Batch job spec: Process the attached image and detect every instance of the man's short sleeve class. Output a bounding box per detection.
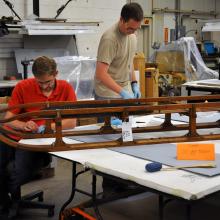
[97,38,117,65]
[8,83,24,114]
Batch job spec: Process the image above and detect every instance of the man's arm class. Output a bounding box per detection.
[5,111,76,132]
[95,61,122,94]
[51,118,77,131]
[96,61,135,99]
[5,111,39,132]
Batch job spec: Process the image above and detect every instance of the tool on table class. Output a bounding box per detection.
[145,162,216,172]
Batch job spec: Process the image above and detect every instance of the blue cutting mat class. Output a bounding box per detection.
[110,144,220,177]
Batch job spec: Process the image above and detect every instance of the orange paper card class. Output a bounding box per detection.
[177,143,215,160]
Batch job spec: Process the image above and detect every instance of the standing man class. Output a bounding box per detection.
[0,56,77,219]
[94,3,144,196]
[94,2,143,100]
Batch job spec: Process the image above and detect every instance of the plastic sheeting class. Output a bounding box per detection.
[179,37,218,81]
[54,56,96,100]
[150,37,218,81]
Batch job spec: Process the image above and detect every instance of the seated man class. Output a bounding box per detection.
[0,56,77,219]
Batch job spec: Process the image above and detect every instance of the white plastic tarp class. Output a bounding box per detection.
[150,37,218,81]
[54,56,96,100]
[179,37,218,81]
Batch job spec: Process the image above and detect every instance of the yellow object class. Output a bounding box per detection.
[0,96,10,104]
[156,51,185,73]
[145,67,159,98]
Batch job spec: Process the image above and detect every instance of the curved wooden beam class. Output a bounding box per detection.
[0,95,219,152]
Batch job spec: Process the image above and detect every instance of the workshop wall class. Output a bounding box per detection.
[0,0,220,79]
[130,0,220,60]
[217,0,220,16]
[148,0,219,47]
[0,0,23,78]
[37,0,126,57]
[213,0,220,44]
[0,0,126,79]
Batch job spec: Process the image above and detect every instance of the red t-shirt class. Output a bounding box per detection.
[7,78,77,139]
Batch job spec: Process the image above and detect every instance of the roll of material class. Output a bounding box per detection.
[145,162,216,173]
[145,162,162,172]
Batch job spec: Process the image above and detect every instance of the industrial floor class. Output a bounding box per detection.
[16,157,220,220]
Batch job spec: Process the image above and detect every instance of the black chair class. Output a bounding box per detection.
[13,187,55,217]
[10,155,55,218]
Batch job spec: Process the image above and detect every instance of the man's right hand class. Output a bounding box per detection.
[23,121,39,132]
[119,89,134,99]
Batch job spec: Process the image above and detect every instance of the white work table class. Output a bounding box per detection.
[52,145,220,201]
[0,80,20,88]
[20,115,220,201]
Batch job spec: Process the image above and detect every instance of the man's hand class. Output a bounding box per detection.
[111,118,122,126]
[23,121,39,132]
[131,82,141,98]
[37,125,46,134]
[119,89,134,99]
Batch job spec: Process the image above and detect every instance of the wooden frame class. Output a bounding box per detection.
[0,95,220,152]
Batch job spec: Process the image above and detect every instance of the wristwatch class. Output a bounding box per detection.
[131,80,138,85]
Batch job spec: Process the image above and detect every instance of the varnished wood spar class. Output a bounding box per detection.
[1,94,220,115]
[0,95,220,152]
[3,100,220,124]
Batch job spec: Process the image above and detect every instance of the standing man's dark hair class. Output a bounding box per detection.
[121,2,144,22]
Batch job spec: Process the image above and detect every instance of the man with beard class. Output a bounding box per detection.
[0,56,77,219]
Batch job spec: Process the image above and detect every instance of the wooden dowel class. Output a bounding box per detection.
[161,162,216,171]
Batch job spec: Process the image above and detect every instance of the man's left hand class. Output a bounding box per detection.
[131,82,141,98]
[37,125,46,134]
[111,118,122,126]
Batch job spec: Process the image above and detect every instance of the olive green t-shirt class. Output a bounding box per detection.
[94,22,137,98]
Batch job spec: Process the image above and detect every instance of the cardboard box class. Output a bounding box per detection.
[133,52,145,98]
[0,96,10,104]
[145,68,159,98]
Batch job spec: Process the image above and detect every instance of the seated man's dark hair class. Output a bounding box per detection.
[32,56,57,76]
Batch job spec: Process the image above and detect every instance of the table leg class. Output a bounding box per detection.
[186,202,192,220]
[187,88,191,96]
[159,195,164,220]
[59,162,77,219]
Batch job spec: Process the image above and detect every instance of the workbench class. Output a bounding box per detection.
[19,115,220,220]
[182,79,220,96]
